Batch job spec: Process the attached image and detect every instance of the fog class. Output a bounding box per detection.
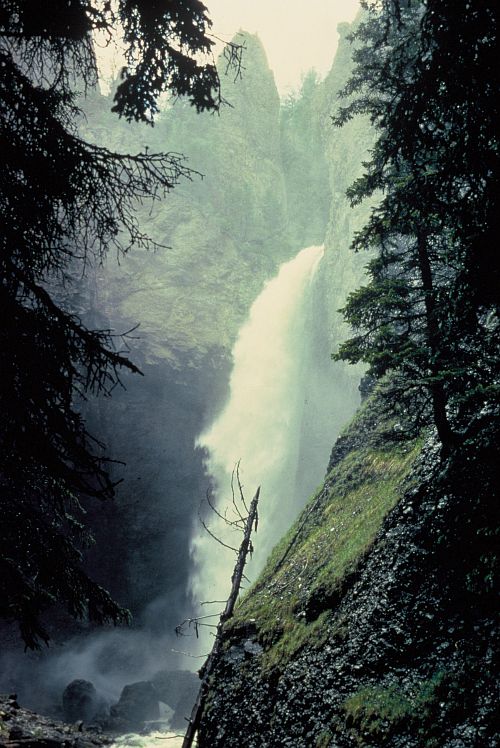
[0,237,353,723]
[0,3,365,735]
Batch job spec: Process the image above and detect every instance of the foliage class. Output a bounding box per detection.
[333,0,500,448]
[280,70,331,249]
[0,0,240,648]
[342,672,446,745]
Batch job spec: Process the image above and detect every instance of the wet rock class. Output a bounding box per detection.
[0,693,112,746]
[62,680,104,725]
[243,639,263,656]
[197,423,500,746]
[8,725,24,740]
[150,670,198,730]
[225,645,245,665]
[109,681,159,730]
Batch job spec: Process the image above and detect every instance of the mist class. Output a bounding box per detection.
[0,14,369,739]
[2,2,497,746]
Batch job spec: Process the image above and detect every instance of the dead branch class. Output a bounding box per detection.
[170,649,209,660]
[181,486,260,748]
[205,488,244,529]
[235,462,249,515]
[230,463,246,522]
[198,514,239,554]
[175,613,222,637]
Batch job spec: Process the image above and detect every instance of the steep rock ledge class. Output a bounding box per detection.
[198,391,499,747]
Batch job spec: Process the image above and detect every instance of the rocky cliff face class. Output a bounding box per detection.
[83,33,291,368]
[76,34,289,620]
[317,20,375,418]
[79,21,376,637]
[198,389,499,747]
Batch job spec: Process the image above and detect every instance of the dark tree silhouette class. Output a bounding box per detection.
[334,0,499,448]
[0,0,241,648]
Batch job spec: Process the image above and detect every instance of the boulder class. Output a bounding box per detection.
[62,680,103,724]
[110,681,159,730]
[151,670,199,730]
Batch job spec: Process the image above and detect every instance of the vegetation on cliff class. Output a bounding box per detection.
[199,382,498,746]
[80,33,291,367]
[226,387,422,672]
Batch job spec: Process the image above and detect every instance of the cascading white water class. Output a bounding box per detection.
[189,246,324,630]
[107,248,326,745]
[112,731,183,748]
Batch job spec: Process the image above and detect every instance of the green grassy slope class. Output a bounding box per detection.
[227,389,422,672]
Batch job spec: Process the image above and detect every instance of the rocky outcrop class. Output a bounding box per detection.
[82,32,292,369]
[198,392,499,746]
[108,682,159,732]
[151,670,199,730]
[0,694,111,748]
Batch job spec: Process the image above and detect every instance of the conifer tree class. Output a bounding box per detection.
[335,0,499,447]
[0,0,241,647]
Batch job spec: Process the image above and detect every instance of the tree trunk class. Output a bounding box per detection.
[416,229,455,448]
[182,487,260,748]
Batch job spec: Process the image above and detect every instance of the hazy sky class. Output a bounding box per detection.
[207,0,360,94]
[95,1,360,97]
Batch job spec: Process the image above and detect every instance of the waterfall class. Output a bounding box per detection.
[189,245,325,625]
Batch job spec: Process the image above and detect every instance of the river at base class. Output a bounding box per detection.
[112,730,184,747]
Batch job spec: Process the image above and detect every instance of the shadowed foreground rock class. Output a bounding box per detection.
[151,670,199,730]
[197,393,499,747]
[109,682,159,732]
[62,681,106,726]
[0,693,111,747]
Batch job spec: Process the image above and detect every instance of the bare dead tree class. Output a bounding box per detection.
[180,472,260,748]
